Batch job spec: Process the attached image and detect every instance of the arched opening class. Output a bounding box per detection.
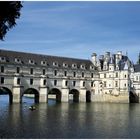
[129,91,139,103]
[48,88,61,102]
[22,88,39,103]
[0,87,13,104]
[69,89,79,103]
[86,90,91,102]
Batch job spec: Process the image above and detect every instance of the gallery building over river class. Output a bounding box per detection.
[0,49,140,103]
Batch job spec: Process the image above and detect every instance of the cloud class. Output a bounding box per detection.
[1,1,140,64]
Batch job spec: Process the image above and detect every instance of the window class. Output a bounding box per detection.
[72,64,77,68]
[73,81,76,86]
[30,68,33,75]
[54,70,57,76]
[115,81,118,87]
[124,83,126,87]
[116,72,118,78]
[104,74,106,78]
[43,69,46,75]
[82,72,84,78]
[64,71,67,76]
[17,67,20,73]
[104,81,106,87]
[43,79,46,85]
[17,78,20,85]
[83,81,85,87]
[65,81,68,86]
[41,61,46,65]
[63,63,68,67]
[54,80,57,86]
[136,76,138,81]
[90,65,94,70]
[91,73,94,78]
[30,79,33,85]
[53,62,58,66]
[0,57,6,61]
[73,72,76,77]
[81,65,85,69]
[1,77,4,84]
[124,74,127,78]
[15,58,21,63]
[29,60,34,64]
[91,82,94,87]
[1,66,4,73]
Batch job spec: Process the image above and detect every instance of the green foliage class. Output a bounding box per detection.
[0,1,22,40]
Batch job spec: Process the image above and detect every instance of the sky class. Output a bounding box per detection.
[0,1,140,63]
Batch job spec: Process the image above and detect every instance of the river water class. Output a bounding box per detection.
[0,96,140,139]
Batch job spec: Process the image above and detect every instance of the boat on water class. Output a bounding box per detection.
[29,105,36,110]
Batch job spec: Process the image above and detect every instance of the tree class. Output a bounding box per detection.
[0,1,22,40]
[137,52,140,64]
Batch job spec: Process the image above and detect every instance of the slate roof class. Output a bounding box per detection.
[134,64,140,72]
[99,54,131,70]
[118,56,132,70]
[0,49,95,70]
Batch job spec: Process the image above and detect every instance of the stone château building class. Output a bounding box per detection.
[0,49,140,103]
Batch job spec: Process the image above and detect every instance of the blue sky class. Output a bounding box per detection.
[1,1,140,63]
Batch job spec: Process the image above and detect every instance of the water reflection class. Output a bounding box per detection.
[1,96,140,138]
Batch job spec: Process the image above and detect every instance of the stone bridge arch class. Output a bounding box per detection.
[129,91,139,103]
[22,88,39,103]
[0,86,13,103]
[86,90,91,102]
[48,88,61,102]
[69,89,79,102]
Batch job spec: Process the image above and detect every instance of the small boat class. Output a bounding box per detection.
[29,105,36,110]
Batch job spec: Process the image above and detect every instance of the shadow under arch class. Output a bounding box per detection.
[0,87,13,104]
[48,88,61,102]
[129,91,139,103]
[86,90,91,102]
[69,89,79,102]
[22,88,39,103]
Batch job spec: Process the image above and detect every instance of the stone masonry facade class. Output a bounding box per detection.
[0,49,140,103]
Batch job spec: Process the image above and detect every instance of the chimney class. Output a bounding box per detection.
[91,53,97,66]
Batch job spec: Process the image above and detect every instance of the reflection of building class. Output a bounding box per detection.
[0,49,140,103]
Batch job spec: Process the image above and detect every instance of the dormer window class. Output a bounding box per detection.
[90,65,94,70]
[15,58,21,63]
[29,59,34,64]
[41,61,46,65]
[0,57,6,62]
[53,62,58,67]
[81,64,85,69]
[63,63,68,67]
[72,63,77,68]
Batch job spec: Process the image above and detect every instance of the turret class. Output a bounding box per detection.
[103,61,108,71]
[109,55,114,71]
[99,55,104,70]
[103,52,110,70]
[104,52,110,62]
[91,53,97,66]
[97,59,101,71]
[115,53,119,65]
[117,51,122,60]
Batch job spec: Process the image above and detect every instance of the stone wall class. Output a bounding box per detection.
[92,94,129,103]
